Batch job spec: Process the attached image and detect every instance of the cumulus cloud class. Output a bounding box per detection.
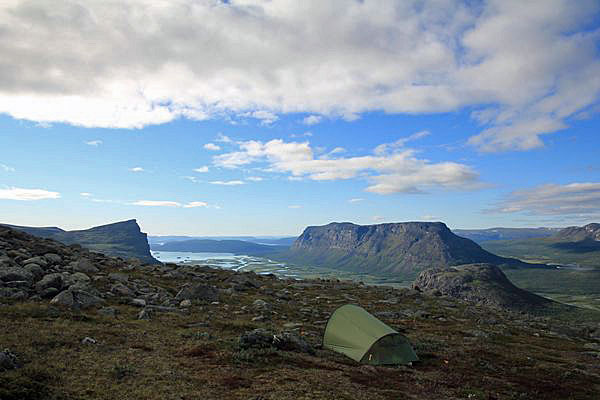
[0,187,60,200]
[215,133,232,143]
[85,140,102,146]
[209,180,245,186]
[348,198,364,203]
[302,115,322,125]
[130,167,144,172]
[492,182,600,218]
[80,192,92,197]
[193,166,209,173]
[0,163,15,172]
[204,143,221,151]
[213,137,480,194]
[0,1,598,151]
[246,176,263,181]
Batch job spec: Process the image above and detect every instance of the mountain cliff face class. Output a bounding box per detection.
[413,264,553,311]
[284,222,524,277]
[2,220,158,264]
[555,223,600,242]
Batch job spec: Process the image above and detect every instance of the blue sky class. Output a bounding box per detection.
[1,1,599,235]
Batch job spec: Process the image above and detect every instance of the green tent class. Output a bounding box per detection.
[323,304,418,365]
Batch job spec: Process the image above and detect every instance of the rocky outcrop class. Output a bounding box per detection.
[3,219,158,264]
[412,263,552,311]
[282,222,526,277]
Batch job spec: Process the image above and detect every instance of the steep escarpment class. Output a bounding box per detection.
[413,263,553,312]
[3,220,158,264]
[281,222,526,277]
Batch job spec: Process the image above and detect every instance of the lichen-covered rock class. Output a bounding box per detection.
[36,273,64,292]
[0,267,33,283]
[72,259,99,274]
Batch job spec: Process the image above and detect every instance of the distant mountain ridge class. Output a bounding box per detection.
[453,227,559,243]
[555,223,600,242]
[279,221,530,278]
[2,220,158,264]
[152,239,288,256]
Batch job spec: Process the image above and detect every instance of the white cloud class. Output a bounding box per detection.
[246,176,263,181]
[372,216,385,222]
[0,187,60,201]
[492,182,600,218]
[288,205,302,209]
[421,214,440,221]
[241,110,278,125]
[0,1,597,152]
[183,201,208,208]
[182,176,199,183]
[348,198,364,203]
[209,180,245,186]
[204,143,221,151]
[374,131,430,155]
[302,115,322,125]
[193,166,209,173]
[85,140,102,146]
[132,200,181,207]
[214,138,479,194]
[130,167,144,172]
[290,131,313,138]
[0,164,15,172]
[80,192,92,197]
[215,133,232,143]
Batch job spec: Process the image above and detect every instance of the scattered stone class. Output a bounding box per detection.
[44,253,62,264]
[73,259,99,274]
[252,299,272,311]
[180,299,192,308]
[175,284,219,302]
[21,256,48,268]
[50,289,103,309]
[50,290,74,307]
[108,273,129,283]
[0,349,21,371]
[239,329,273,349]
[0,267,34,283]
[138,308,153,320]
[273,332,315,355]
[131,298,147,307]
[39,287,60,299]
[252,315,268,322]
[283,322,303,329]
[111,283,134,297]
[36,273,64,292]
[81,337,97,345]
[98,307,118,317]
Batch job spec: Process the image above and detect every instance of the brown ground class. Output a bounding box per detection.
[1,265,600,400]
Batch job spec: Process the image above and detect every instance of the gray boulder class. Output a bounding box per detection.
[111,283,134,297]
[73,259,99,274]
[50,289,103,309]
[21,256,48,268]
[36,273,64,292]
[175,284,219,302]
[0,267,33,283]
[273,332,315,355]
[44,253,62,264]
[0,349,21,371]
[24,263,44,280]
[239,329,273,349]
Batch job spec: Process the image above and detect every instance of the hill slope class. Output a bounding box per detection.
[2,220,158,264]
[481,223,600,268]
[279,222,530,278]
[413,263,554,312]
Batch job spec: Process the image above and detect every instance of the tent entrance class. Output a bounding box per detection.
[360,333,418,365]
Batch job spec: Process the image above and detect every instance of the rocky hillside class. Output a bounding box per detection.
[413,263,553,311]
[453,227,558,243]
[282,222,527,277]
[1,225,600,399]
[555,223,600,242]
[3,219,158,264]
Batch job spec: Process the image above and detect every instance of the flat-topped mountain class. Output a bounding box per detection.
[556,223,600,242]
[413,263,553,311]
[282,221,528,277]
[2,220,158,264]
